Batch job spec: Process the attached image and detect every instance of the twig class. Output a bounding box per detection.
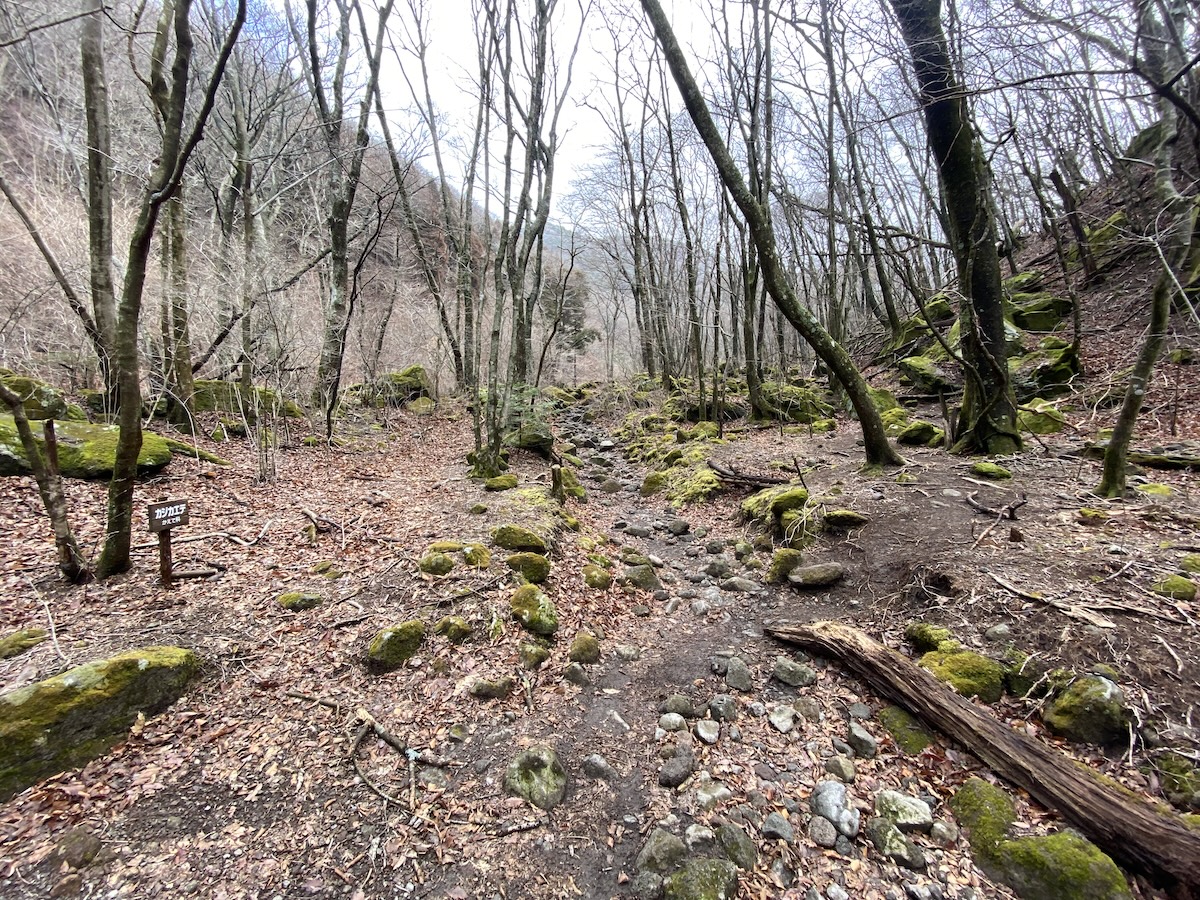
[27,577,66,661]
[965,491,1028,520]
[988,572,1117,628]
[1154,635,1185,677]
[493,818,547,836]
[285,690,342,712]
[350,723,405,807]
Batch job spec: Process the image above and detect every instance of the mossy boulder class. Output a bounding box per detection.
[504,747,567,810]
[622,564,663,592]
[468,675,514,700]
[0,415,173,479]
[463,544,491,568]
[406,396,435,415]
[972,461,1012,480]
[558,465,587,501]
[354,366,433,407]
[897,420,944,446]
[485,474,518,491]
[1136,482,1172,497]
[1153,752,1200,809]
[0,374,87,421]
[1151,574,1196,601]
[519,642,551,670]
[506,552,550,584]
[766,548,804,584]
[758,381,833,424]
[366,621,425,671]
[582,564,612,589]
[0,646,199,800]
[418,552,456,576]
[822,509,870,529]
[919,649,1005,703]
[434,616,472,643]
[878,705,933,755]
[663,857,739,900]
[641,471,667,496]
[510,584,558,636]
[1043,675,1130,745]
[904,622,953,653]
[491,524,548,554]
[1179,554,1200,575]
[741,484,810,531]
[1009,292,1072,331]
[1009,346,1079,401]
[568,629,601,664]
[276,591,322,611]
[192,379,303,420]
[0,628,48,660]
[898,356,957,393]
[881,407,911,436]
[868,387,901,412]
[1018,399,1066,435]
[1005,271,1046,293]
[505,419,555,458]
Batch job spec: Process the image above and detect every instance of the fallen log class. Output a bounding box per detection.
[765,620,1200,897]
[707,458,792,488]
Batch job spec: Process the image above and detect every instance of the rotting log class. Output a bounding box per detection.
[765,620,1200,897]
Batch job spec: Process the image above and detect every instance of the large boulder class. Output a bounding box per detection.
[366,621,425,671]
[898,356,957,393]
[1009,292,1073,332]
[0,647,199,800]
[0,373,87,421]
[192,379,304,421]
[354,366,433,407]
[0,415,173,479]
[758,381,833,424]
[1042,675,1130,746]
[505,419,555,458]
[1009,344,1079,401]
[919,648,1005,703]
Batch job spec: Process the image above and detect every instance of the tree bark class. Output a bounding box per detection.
[888,0,1019,455]
[639,0,901,467]
[767,620,1200,896]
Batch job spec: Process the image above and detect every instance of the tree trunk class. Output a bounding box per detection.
[889,0,1019,455]
[767,621,1200,897]
[639,0,901,467]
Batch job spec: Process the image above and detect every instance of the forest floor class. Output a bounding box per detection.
[0,351,1198,900]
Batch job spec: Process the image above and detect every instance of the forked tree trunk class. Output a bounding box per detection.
[767,621,1200,897]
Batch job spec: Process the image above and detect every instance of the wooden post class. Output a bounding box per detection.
[147,499,189,589]
[158,531,173,588]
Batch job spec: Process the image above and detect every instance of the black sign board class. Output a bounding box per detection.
[148,500,190,533]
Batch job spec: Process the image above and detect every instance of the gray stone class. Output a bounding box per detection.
[788,562,847,588]
[685,824,714,849]
[866,818,926,870]
[661,694,696,718]
[875,790,933,833]
[826,886,850,900]
[694,773,733,811]
[768,705,797,734]
[824,756,856,783]
[930,820,959,848]
[667,519,691,536]
[469,675,515,700]
[659,713,687,732]
[834,835,856,857]
[695,720,720,744]
[704,558,734,579]
[848,722,878,759]
[582,753,617,781]
[690,599,711,616]
[563,663,589,686]
[631,871,663,900]
[662,858,738,900]
[636,828,686,875]
[808,815,838,848]
[847,702,872,719]
[709,655,729,676]
[716,823,757,870]
[984,623,1012,642]
[769,859,794,888]
[658,748,695,788]
[811,780,848,822]
[709,694,739,722]
[834,807,861,838]
[705,540,726,554]
[773,656,817,687]
[625,525,651,538]
[616,644,641,660]
[720,577,760,593]
[761,812,795,843]
[725,657,753,691]
[504,747,567,810]
[624,564,664,592]
[794,698,823,721]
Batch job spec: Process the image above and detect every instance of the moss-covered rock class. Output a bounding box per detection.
[192,379,303,420]
[0,628,48,660]
[582,564,612,589]
[904,622,953,653]
[1137,482,1173,497]
[881,407,911,436]
[765,548,804,584]
[869,387,901,412]
[0,374,87,421]
[1005,271,1046,293]
[463,544,491,568]
[878,705,933,755]
[434,616,472,643]
[1009,291,1073,331]
[1180,554,1200,575]
[558,465,587,501]
[418,552,456,576]
[568,629,601,664]
[504,747,567,810]
[622,564,663,592]
[822,509,870,529]
[406,396,435,415]
[897,420,944,446]
[519,642,551,670]
[485,474,518,491]
[366,621,425,671]
[276,591,322,611]
[504,419,555,458]
[758,381,833,424]
[469,675,514,700]
[509,584,558,636]
[0,415,173,479]
[972,461,1012,480]
[491,524,549,554]
[506,552,550,584]
[1043,675,1130,745]
[663,857,739,900]
[1009,346,1079,401]
[641,471,667,496]
[1003,650,1053,698]
[919,649,1005,703]
[1018,399,1066,435]
[1151,575,1196,601]
[0,647,199,800]
[353,366,432,407]
[898,356,957,393]
[1153,752,1200,809]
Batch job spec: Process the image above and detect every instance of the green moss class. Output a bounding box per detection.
[491,524,548,554]
[677,421,720,442]
[484,474,518,491]
[1004,271,1046,293]
[0,647,199,801]
[898,356,956,393]
[664,464,723,507]
[506,552,551,584]
[920,649,1005,703]
[904,622,953,653]
[0,374,87,421]
[994,831,1131,900]
[1152,574,1196,601]
[427,540,464,553]
[582,564,612,589]
[868,387,901,412]
[1009,346,1079,401]
[641,471,667,496]
[950,777,1015,853]
[881,407,911,435]
[0,629,48,660]
[276,592,322,611]
[663,858,739,900]
[568,629,601,663]
[1180,554,1200,575]
[509,584,558,636]
[434,616,472,643]
[1009,291,1072,331]
[765,548,804,584]
[519,642,551,670]
[1077,507,1110,525]
[0,415,175,479]
[758,381,833,423]
[406,396,434,415]
[351,366,433,408]
[972,461,1012,479]
[463,544,491,568]
[558,465,586,501]
[896,420,944,446]
[469,503,488,515]
[366,621,425,671]
[418,552,456,576]
[192,380,303,420]
[1043,676,1130,745]
[878,705,933,755]
[822,509,870,529]
[1136,483,1173,498]
[1018,399,1066,435]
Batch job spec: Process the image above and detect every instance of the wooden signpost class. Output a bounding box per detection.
[148,499,189,587]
